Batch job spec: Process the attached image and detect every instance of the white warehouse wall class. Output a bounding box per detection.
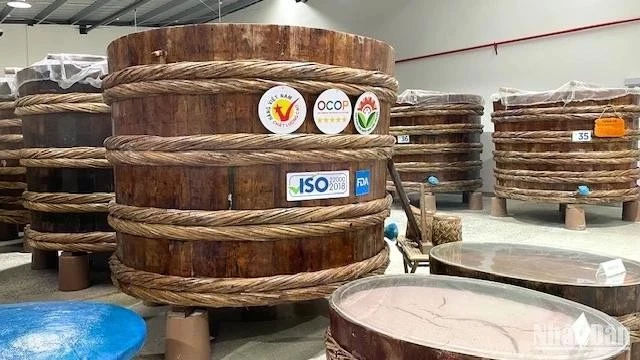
[0,24,141,71]
[367,0,640,191]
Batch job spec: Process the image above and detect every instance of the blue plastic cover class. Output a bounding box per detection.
[0,301,146,360]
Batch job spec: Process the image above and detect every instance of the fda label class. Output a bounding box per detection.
[258,86,306,134]
[397,135,410,144]
[287,171,349,201]
[313,89,352,134]
[572,130,592,142]
[355,169,370,196]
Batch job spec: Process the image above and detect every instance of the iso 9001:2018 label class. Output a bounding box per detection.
[286,170,350,201]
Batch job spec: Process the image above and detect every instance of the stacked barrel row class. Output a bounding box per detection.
[491,82,640,229]
[16,55,114,290]
[389,90,484,210]
[0,75,28,240]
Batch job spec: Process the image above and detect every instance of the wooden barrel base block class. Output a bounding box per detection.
[58,251,90,291]
[622,200,640,222]
[565,204,586,230]
[31,248,58,270]
[490,197,508,217]
[166,307,211,360]
[466,190,483,210]
[328,275,629,360]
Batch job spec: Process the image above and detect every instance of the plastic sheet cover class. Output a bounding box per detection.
[492,80,640,107]
[17,54,107,90]
[397,89,484,106]
[0,75,17,100]
[330,274,630,359]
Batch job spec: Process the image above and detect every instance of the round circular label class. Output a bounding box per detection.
[353,92,381,135]
[258,86,307,134]
[313,89,352,134]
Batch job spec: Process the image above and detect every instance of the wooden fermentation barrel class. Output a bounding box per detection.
[0,76,28,240]
[491,83,640,227]
[327,275,630,359]
[16,55,114,290]
[389,91,484,209]
[104,25,396,310]
[430,242,640,358]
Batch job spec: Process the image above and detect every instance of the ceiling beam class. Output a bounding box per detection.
[136,1,179,25]
[157,2,214,27]
[0,6,14,24]
[67,0,113,25]
[199,0,263,23]
[86,0,154,32]
[33,0,68,25]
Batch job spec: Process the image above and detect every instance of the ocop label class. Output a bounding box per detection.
[313,89,352,134]
[286,170,349,201]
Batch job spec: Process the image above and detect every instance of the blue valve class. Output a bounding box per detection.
[577,185,591,196]
[384,223,399,241]
[426,176,440,185]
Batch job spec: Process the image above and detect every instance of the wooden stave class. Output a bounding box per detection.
[18,79,113,238]
[390,110,483,194]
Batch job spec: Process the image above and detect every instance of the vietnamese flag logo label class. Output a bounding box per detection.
[258,85,307,134]
[354,92,380,134]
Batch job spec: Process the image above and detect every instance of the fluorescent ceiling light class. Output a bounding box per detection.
[7,1,32,9]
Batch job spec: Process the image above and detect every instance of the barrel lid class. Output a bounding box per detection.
[397,89,484,106]
[0,75,17,101]
[330,275,629,359]
[491,80,640,107]
[16,54,107,91]
[430,242,640,287]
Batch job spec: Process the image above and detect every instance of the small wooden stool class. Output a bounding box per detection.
[396,237,430,273]
[0,301,146,359]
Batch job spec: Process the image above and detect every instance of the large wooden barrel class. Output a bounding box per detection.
[389,90,484,198]
[0,75,28,240]
[430,242,640,358]
[327,275,630,359]
[16,55,115,286]
[104,24,396,307]
[492,82,640,207]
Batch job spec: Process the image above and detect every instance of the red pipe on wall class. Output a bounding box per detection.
[396,17,640,64]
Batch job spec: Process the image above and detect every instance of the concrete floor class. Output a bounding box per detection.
[0,194,639,359]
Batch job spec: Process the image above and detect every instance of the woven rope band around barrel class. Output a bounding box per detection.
[325,330,358,360]
[394,160,482,172]
[494,168,640,184]
[20,147,110,168]
[105,134,395,166]
[101,60,398,104]
[617,313,640,343]
[25,225,115,252]
[0,101,15,111]
[0,209,29,224]
[393,143,483,156]
[14,93,110,116]
[494,185,640,204]
[390,123,484,136]
[109,196,391,242]
[494,150,640,165]
[0,118,22,128]
[493,130,640,144]
[387,179,483,192]
[110,245,389,307]
[492,104,640,122]
[22,191,114,213]
[391,103,484,117]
